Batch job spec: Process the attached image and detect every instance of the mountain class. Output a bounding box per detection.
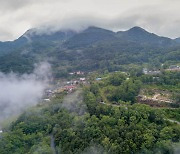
[64,26,177,48]
[0,26,178,55]
[64,26,116,48]
[0,26,180,75]
[116,26,174,47]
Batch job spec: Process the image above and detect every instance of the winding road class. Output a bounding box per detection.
[50,134,57,154]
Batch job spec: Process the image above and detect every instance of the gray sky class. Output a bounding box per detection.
[0,0,180,41]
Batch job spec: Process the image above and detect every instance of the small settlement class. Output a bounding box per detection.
[43,71,87,102]
[166,65,180,71]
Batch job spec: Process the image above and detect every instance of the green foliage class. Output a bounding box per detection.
[164,108,180,122]
[0,82,180,154]
[88,72,142,104]
[108,72,126,86]
[141,71,180,87]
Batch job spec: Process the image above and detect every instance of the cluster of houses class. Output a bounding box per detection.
[43,77,87,102]
[166,65,180,71]
[69,71,85,75]
[143,65,180,75]
[66,77,86,85]
[54,78,87,93]
[143,68,161,75]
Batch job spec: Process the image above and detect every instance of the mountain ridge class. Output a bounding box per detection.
[0,26,178,43]
[0,26,180,74]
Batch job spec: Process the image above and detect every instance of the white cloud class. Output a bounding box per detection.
[0,0,180,41]
[0,62,51,123]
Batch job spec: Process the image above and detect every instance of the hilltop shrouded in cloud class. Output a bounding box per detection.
[0,0,180,41]
[0,62,51,123]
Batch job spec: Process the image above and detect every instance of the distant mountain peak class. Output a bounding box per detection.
[129,26,146,31]
[115,26,174,47]
[127,26,151,35]
[22,28,41,37]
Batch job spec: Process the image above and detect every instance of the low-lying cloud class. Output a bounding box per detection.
[0,62,51,124]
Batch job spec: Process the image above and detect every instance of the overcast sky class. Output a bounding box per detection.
[0,0,180,41]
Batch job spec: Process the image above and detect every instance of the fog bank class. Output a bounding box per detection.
[0,62,51,124]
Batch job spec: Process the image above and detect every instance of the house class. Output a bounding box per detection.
[80,78,86,81]
[76,71,84,75]
[96,77,102,81]
[66,81,72,85]
[143,68,148,74]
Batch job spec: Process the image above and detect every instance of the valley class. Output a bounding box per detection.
[0,26,179,154]
[1,0,180,153]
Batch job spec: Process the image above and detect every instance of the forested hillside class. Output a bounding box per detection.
[0,71,179,154]
[0,26,180,75]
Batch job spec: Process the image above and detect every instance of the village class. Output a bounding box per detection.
[43,71,88,102]
[1,66,179,135]
[143,65,180,75]
[42,65,180,108]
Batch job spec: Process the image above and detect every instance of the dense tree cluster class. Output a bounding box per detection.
[0,72,179,154]
[88,72,142,104]
[163,108,180,122]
